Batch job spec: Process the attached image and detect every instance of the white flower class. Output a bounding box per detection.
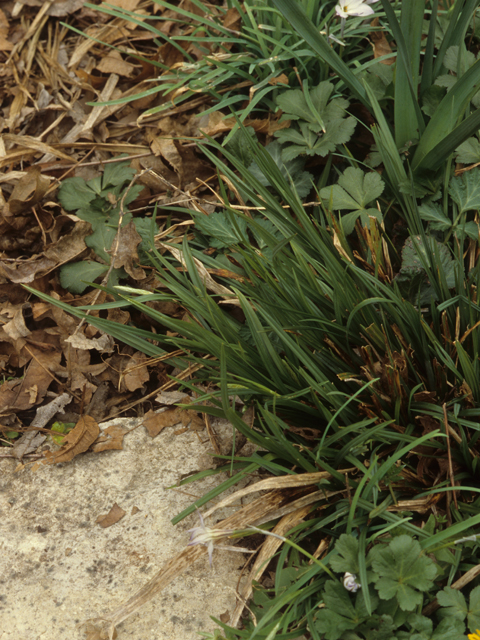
[343,572,362,592]
[187,511,254,566]
[335,0,377,18]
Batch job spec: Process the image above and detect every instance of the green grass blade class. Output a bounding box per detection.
[412,57,480,172]
[420,0,438,97]
[415,107,480,172]
[270,0,368,105]
[379,0,425,147]
[432,0,478,79]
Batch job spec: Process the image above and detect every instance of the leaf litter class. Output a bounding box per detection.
[0,0,221,461]
[0,3,442,640]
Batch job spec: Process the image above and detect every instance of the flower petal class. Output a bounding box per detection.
[349,5,375,16]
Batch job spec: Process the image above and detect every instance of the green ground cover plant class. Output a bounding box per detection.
[29,0,480,639]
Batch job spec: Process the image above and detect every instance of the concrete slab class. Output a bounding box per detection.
[0,417,250,640]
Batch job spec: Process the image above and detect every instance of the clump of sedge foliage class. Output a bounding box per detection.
[35,1,480,639]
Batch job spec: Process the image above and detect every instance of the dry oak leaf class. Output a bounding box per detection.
[0,348,61,413]
[123,352,149,392]
[13,431,47,460]
[3,306,31,340]
[0,9,13,52]
[369,18,395,64]
[31,392,72,428]
[0,220,90,283]
[143,406,204,438]
[155,390,190,405]
[91,424,128,453]
[14,0,86,17]
[65,332,114,353]
[269,73,289,86]
[96,502,126,528]
[112,221,146,280]
[96,50,137,78]
[44,415,99,465]
[143,408,183,437]
[4,167,50,216]
[106,0,141,9]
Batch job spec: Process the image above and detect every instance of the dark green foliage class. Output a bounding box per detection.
[57,157,146,293]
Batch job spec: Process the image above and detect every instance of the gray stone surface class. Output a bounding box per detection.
[0,418,249,640]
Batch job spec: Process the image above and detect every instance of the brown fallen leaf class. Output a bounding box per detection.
[143,405,204,438]
[3,305,31,340]
[44,415,99,464]
[85,621,118,640]
[0,347,61,414]
[96,51,137,78]
[107,0,141,9]
[65,332,115,353]
[269,73,289,86]
[91,424,128,453]
[0,220,90,283]
[123,352,149,392]
[0,9,13,52]
[155,391,190,405]
[149,135,183,178]
[13,431,47,460]
[142,408,184,437]
[370,18,395,64]
[112,221,146,280]
[96,502,126,528]
[3,167,51,216]
[85,382,110,422]
[31,392,72,428]
[15,0,86,17]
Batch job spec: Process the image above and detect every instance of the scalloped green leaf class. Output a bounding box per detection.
[58,261,109,294]
[370,535,436,611]
[455,136,480,163]
[449,167,480,213]
[58,177,97,212]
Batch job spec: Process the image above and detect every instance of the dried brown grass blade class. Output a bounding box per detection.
[159,242,240,304]
[3,134,73,162]
[203,469,353,519]
[84,488,290,638]
[230,504,313,628]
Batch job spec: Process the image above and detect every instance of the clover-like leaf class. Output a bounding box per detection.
[102,156,137,188]
[418,202,451,232]
[320,167,384,234]
[443,45,476,75]
[370,535,437,611]
[329,534,360,574]
[225,126,257,167]
[275,81,355,162]
[58,177,97,212]
[194,211,248,249]
[421,85,446,117]
[276,118,356,162]
[455,136,480,164]
[314,581,377,640]
[59,260,109,294]
[434,46,480,106]
[449,168,480,214]
[85,223,118,264]
[437,584,480,632]
[400,235,456,288]
[276,81,349,129]
[248,141,313,198]
[436,587,468,621]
